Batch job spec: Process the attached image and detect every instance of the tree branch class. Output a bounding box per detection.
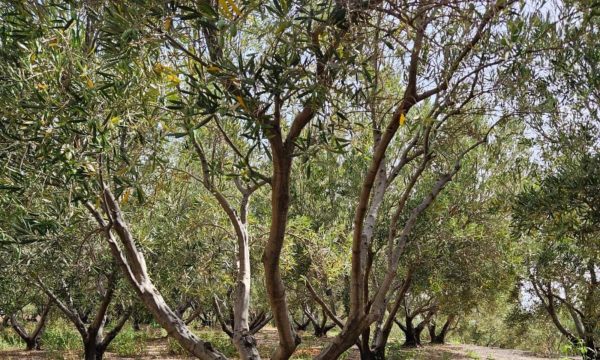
[212,296,233,338]
[306,280,344,329]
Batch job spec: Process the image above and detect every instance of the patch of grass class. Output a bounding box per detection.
[44,349,78,360]
[465,350,481,359]
[291,350,314,360]
[0,327,24,351]
[41,319,81,351]
[167,336,186,355]
[196,329,237,357]
[107,325,148,357]
[167,329,237,357]
[386,343,428,360]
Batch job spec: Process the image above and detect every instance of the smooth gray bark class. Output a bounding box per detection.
[87,190,228,360]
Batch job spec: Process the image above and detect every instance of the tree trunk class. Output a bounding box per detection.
[83,344,99,360]
[293,314,310,331]
[83,337,106,360]
[10,300,52,351]
[25,338,40,351]
[402,321,420,347]
[358,344,387,360]
[90,191,228,360]
[232,223,261,360]
[313,323,336,338]
[398,315,427,348]
[359,346,377,360]
[360,323,371,360]
[249,312,272,335]
[315,315,369,360]
[369,322,393,360]
[428,323,437,343]
[430,315,455,344]
[369,275,413,360]
[262,153,300,360]
[175,300,193,319]
[205,147,261,358]
[302,306,334,338]
[190,131,262,360]
[317,268,413,359]
[582,336,598,360]
[10,316,42,350]
[414,326,425,346]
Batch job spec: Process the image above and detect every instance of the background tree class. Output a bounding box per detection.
[513,154,600,359]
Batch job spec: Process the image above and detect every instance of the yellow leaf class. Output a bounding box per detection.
[153,63,164,74]
[110,116,120,125]
[166,74,180,85]
[122,189,131,204]
[35,83,48,91]
[164,17,173,31]
[226,0,241,16]
[399,113,406,126]
[48,38,59,47]
[207,66,221,73]
[218,0,233,19]
[86,78,94,89]
[236,95,248,111]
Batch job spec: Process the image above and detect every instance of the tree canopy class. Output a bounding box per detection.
[1,0,599,360]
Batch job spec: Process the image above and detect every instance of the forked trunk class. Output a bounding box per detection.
[359,342,386,360]
[306,308,335,338]
[293,314,310,331]
[315,316,369,360]
[401,320,420,347]
[10,300,52,351]
[12,320,44,351]
[429,315,455,344]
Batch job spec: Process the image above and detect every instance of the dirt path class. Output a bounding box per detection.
[391,343,571,360]
[0,344,569,360]
[0,329,570,360]
[253,327,567,360]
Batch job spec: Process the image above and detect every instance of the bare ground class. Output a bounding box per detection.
[0,328,569,359]
[389,343,571,360]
